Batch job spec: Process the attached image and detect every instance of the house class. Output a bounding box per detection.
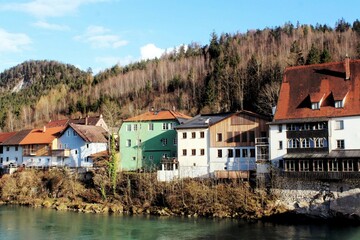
[269,58,360,179]
[0,127,65,168]
[46,114,109,132]
[158,111,269,181]
[20,127,65,167]
[57,123,108,168]
[119,109,191,171]
[0,131,21,167]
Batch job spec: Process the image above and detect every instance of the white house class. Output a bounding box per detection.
[57,123,108,168]
[173,111,269,179]
[269,58,360,179]
[0,131,25,168]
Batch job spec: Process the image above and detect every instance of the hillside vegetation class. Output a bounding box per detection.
[1,19,360,131]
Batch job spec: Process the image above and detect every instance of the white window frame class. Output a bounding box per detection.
[335,100,344,108]
[335,120,344,130]
[148,123,154,131]
[126,139,131,147]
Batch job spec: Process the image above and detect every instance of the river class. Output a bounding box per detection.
[0,206,359,240]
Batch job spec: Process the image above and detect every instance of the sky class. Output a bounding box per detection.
[1,0,360,74]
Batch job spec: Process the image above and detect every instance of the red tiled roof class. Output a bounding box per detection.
[124,110,191,122]
[20,127,65,145]
[274,59,360,121]
[46,119,69,128]
[0,132,17,143]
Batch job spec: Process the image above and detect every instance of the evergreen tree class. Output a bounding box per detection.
[306,44,321,65]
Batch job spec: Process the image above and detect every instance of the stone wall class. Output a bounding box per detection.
[271,175,360,220]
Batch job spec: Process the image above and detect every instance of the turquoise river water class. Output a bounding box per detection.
[0,206,359,240]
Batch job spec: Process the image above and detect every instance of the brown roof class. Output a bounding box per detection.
[124,110,191,122]
[46,116,103,128]
[20,127,65,145]
[0,132,17,143]
[274,59,360,121]
[70,123,108,143]
[1,129,32,145]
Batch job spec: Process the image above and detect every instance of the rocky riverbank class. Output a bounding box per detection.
[0,169,284,219]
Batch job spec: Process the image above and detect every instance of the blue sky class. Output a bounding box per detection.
[0,0,360,74]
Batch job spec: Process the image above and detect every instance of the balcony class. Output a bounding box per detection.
[282,171,360,180]
[52,149,70,157]
[255,137,269,145]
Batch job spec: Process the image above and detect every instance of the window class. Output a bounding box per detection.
[235,149,241,158]
[183,132,187,139]
[67,130,70,136]
[200,149,205,156]
[311,102,320,110]
[242,132,247,142]
[0,157,2,163]
[162,138,168,146]
[132,157,136,161]
[15,146,18,151]
[168,123,173,130]
[285,160,296,171]
[299,160,310,172]
[86,144,89,148]
[173,138,177,145]
[328,160,339,172]
[228,149,234,158]
[250,149,255,157]
[75,150,78,154]
[162,123,168,130]
[314,138,325,148]
[133,124,138,131]
[217,133,222,142]
[137,139,142,146]
[0,146,2,154]
[337,140,345,149]
[313,160,324,172]
[234,132,240,142]
[343,160,354,172]
[6,147,9,151]
[73,130,77,136]
[335,120,344,130]
[191,132,196,138]
[287,124,296,131]
[242,149,248,158]
[182,149,187,156]
[191,149,196,156]
[279,141,283,150]
[200,132,205,138]
[126,139,131,147]
[148,123,154,131]
[217,149,222,158]
[335,100,343,108]
[249,131,255,142]
[301,138,310,148]
[6,157,9,162]
[278,124,282,132]
[126,124,131,131]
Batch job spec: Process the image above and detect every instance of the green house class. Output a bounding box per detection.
[119,109,191,171]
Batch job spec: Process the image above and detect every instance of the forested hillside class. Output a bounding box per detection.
[1,19,360,131]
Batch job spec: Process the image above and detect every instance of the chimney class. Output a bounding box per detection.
[85,116,88,125]
[43,126,46,133]
[345,56,351,80]
[150,107,154,112]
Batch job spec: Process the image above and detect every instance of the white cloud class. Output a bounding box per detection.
[140,43,165,60]
[75,25,128,49]
[0,28,31,53]
[32,20,70,31]
[0,0,106,18]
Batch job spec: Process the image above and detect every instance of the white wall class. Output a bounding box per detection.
[269,123,287,166]
[209,147,256,172]
[329,116,360,150]
[177,128,209,178]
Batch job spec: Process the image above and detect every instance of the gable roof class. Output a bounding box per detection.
[20,127,65,145]
[274,59,360,121]
[46,115,105,128]
[175,110,269,129]
[124,110,191,123]
[1,129,32,145]
[0,132,17,143]
[69,123,108,143]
